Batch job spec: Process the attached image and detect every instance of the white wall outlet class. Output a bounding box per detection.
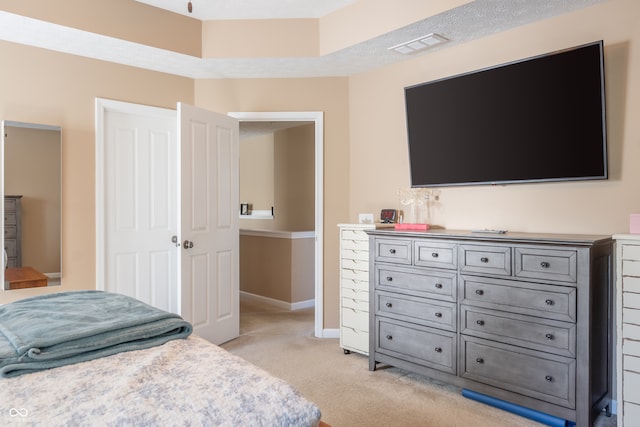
[359,213,374,224]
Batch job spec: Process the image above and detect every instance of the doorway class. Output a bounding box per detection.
[230,112,325,338]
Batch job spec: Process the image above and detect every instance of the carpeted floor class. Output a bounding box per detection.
[220,298,616,427]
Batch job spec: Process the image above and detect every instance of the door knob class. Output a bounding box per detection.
[183,240,194,249]
[171,235,180,247]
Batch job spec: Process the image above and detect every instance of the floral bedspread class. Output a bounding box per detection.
[0,335,321,426]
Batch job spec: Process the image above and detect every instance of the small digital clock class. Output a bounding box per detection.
[380,209,397,223]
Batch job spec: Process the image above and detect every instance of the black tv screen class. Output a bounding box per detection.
[405,41,607,187]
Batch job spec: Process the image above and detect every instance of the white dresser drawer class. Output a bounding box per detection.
[342,306,369,331]
[342,286,368,302]
[341,277,368,292]
[341,327,369,355]
[342,238,369,252]
[623,260,640,277]
[341,258,369,272]
[341,229,368,241]
[343,296,368,311]
[624,371,640,404]
[623,276,640,293]
[625,293,640,310]
[342,248,369,262]
[342,268,368,282]
[623,244,640,261]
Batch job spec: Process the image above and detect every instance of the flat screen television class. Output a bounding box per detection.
[405,40,607,187]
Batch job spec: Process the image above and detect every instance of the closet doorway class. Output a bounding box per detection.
[230,112,325,338]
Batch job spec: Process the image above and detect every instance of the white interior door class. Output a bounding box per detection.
[178,103,240,344]
[97,99,240,345]
[100,104,179,313]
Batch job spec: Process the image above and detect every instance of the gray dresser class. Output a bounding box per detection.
[367,229,613,427]
[4,195,22,268]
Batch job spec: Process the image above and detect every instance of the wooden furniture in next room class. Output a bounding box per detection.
[4,266,48,290]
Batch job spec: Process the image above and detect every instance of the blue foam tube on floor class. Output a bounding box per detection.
[461,389,575,427]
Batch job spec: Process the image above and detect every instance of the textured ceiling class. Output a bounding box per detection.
[0,0,606,79]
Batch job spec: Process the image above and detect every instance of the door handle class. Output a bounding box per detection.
[171,235,180,247]
[183,240,194,249]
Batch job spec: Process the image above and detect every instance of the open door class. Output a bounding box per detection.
[178,103,239,344]
[96,99,239,345]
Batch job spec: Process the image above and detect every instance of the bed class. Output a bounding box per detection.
[0,291,322,426]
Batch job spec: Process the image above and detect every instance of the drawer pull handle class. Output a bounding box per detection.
[435,347,442,353]
[545,299,554,306]
[432,252,439,258]
[476,320,485,326]
[540,261,551,268]
[435,312,443,318]
[475,357,484,364]
[435,283,443,289]
[389,249,396,254]
[386,302,393,308]
[480,257,489,263]
[475,289,484,296]
[386,334,393,340]
[545,375,553,382]
[386,276,393,282]
[545,333,554,340]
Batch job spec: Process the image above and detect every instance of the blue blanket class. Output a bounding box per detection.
[0,290,192,378]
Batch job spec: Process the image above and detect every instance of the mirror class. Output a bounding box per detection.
[2,121,61,291]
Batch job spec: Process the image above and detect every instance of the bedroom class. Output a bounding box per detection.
[0,0,639,425]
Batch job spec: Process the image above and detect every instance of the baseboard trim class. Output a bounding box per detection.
[240,291,314,311]
[321,328,340,339]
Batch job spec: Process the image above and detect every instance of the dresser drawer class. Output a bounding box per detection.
[340,278,369,295]
[341,247,369,262]
[460,244,511,276]
[461,275,576,322]
[341,327,369,355]
[515,247,577,284]
[4,226,17,239]
[460,306,575,357]
[414,241,457,269]
[4,212,17,226]
[461,336,575,409]
[342,268,368,282]
[623,260,640,278]
[341,258,369,272]
[4,197,17,211]
[376,265,456,302]
[377,318,456,374]
[343,294,368,310]
[4,239,17,256]
[342,305,369,331]
[374,238,412,265]
[342,238,369,253]
[341,228,368,242]
[376,291,456,331]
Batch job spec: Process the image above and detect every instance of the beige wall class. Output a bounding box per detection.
[239,124,315,232]
[273,124,315,232]
[0,40,193,304]
[240,133,275,216]
[239,233,314,303]
[2,0,640,332]
[349,0,640,237]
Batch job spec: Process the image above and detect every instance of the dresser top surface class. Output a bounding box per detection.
[365,228,612,246]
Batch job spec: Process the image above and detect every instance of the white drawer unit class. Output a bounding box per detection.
[614,234,640,427]
[338,223,392,355]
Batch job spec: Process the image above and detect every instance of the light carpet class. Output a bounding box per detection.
[221,299,616,427]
